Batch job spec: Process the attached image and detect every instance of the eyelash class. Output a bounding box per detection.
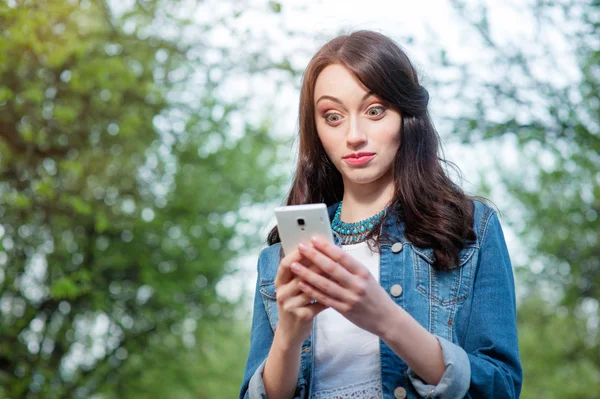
[324,105,386,124]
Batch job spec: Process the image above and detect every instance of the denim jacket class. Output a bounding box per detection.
[240,201,522,399]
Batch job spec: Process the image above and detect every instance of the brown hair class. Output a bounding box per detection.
[268,30,476,271]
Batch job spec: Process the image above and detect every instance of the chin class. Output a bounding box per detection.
[340,166,394,186]
[344,172,384,186]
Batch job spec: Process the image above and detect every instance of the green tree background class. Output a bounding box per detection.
[438,0,600,396]
[0,0,598,398]
[0,0,291,397]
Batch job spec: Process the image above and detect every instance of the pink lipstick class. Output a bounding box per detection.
[342,152,376,166]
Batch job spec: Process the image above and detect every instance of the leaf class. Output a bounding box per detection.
[53,104,78,124]
[95,211,110,233]
[7,191,32,209]
[32,180,56,200]
[0,86,14,102]
[50,277,80,300]
[268,1,282,13]
[60,194,92,215]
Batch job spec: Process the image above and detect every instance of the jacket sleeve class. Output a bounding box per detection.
[463,211,523,397]
[239,250,275,399]
[407,210,523,398]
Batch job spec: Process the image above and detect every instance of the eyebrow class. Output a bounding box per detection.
[315,91,375,105]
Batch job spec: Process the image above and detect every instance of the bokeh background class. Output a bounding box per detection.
[0,0,598,397]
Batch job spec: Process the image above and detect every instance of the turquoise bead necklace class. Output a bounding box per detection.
[332,201,386,245]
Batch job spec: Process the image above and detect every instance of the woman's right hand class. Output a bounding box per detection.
[263,249,326,398]
[274,247,327,348]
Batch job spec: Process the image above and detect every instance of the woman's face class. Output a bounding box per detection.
[314,63,402,191]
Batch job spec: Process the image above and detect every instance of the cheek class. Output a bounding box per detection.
[381,120,402,147]
[316,129,338,156]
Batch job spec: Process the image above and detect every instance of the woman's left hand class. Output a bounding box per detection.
[290,237,395,337]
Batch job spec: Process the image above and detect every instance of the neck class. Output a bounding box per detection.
[340,172,394,222]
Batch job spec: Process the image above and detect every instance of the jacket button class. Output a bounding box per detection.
[391,242,403,253]
[394,386,407,399]
[390,284,403,297]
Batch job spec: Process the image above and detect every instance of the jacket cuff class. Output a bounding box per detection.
[407,336,470,398]
[247,359,268,398]
[247,359,309,399]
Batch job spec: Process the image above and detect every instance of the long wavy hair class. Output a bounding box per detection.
[268,30,477,271]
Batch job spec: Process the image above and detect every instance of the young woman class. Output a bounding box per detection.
[240,30,522,399]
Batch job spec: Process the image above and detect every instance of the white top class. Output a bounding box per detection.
[313,241,383,399]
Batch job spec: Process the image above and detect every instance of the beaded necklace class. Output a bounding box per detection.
[332,201,386,245]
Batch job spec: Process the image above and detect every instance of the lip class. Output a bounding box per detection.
[342,152,376,166]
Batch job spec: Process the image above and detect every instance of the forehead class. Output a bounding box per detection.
[314,64,370,101]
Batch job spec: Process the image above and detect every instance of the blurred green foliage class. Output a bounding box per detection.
[445,0,600,396]
[0,0,285,397]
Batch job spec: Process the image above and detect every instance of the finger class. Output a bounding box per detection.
[282,292,314,311]
[297,280,352,314]
[292,301,328,322]
[275,277,303,304]
[291,261,357,303]
[297,242,360,288]
[277,281,329,318]
[310,237,370,278]
[277,261,327,291]
[276,275,323,306]
[275,248,305,287]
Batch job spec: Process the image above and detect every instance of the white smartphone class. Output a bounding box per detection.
[274,203,334,255]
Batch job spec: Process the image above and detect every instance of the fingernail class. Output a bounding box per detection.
[290,262,301,272]
[298,243,308,251]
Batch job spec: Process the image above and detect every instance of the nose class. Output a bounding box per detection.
[346,116,367,148]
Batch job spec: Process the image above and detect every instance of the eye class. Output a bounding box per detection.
[325,113,343,124]
[367,106,385,117]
